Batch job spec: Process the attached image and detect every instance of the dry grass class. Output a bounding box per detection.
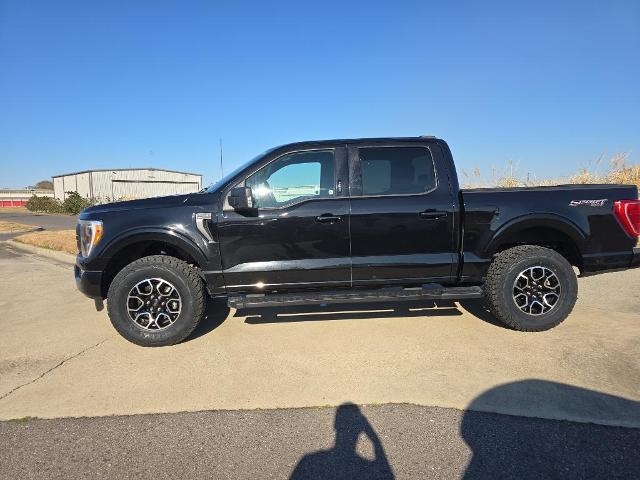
[0,220,37,233]
[461,153,640,190]
[0,206,29,212]
[14,229,77,255]
[607,155,640,187]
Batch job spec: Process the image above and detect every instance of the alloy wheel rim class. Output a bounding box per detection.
[512,266,561,316]
[127,278,182,330]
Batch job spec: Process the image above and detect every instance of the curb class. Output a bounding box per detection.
[6,239,75,265]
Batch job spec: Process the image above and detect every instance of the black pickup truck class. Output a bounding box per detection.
[75,137,640,346]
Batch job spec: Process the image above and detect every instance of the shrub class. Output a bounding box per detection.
[61,191,95,215]
[26,195,63,213]
[26,191,95,215]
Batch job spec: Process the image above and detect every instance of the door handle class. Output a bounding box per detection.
[316,214,342,223]
[419,210,447,220]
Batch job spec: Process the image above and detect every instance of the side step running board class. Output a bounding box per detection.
[227,285,484,310]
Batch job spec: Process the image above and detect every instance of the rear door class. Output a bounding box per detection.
[215,146,351,291]
[348,142,457,285]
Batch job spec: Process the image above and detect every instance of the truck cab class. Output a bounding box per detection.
[211,138,460,293]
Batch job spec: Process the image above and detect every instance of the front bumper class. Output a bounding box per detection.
[75,260,103,299]
[633,247,640,269]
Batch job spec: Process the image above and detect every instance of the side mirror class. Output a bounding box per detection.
[228,186,253,210]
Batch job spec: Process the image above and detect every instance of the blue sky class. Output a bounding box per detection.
[1,0,639,188]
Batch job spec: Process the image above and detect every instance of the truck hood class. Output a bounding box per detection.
[80,194,193,216]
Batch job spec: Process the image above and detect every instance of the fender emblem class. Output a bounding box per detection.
[569,199,608,207]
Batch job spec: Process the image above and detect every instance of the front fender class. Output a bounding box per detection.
[99,227,208,268]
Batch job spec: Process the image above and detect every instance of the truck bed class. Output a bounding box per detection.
[459,183,639,281]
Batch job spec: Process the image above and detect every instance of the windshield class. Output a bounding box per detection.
[202,147,276,193]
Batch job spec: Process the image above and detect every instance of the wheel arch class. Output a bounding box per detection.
[487,214,587,270]
[100,229,207,298]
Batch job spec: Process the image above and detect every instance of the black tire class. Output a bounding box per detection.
[484,245,578,331]
[107,255,206,346]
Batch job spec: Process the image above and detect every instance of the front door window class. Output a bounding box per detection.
[245,150,335,209]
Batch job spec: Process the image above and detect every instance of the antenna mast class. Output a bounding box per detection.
[219,138,224,179]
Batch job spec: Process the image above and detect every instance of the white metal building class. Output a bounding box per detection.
[52,168,203,202]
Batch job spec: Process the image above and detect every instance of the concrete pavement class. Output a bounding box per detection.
[0,241,638,425]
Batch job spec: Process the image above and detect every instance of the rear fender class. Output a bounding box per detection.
[487,213,588,256]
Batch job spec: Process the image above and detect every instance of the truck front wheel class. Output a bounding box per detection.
[484,245,578,331]
[107,255,206,346]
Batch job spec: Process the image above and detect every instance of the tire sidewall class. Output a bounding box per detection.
[497,252,577,330]
[108,263,199,346]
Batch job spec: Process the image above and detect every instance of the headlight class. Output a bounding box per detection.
[78,220,103,257]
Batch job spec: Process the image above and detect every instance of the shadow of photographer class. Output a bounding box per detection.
[289,402,394,480]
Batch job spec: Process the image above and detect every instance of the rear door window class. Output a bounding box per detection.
[359,146,436,196]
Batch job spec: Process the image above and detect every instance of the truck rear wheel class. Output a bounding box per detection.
[107,255,206,346]
[484,245,578,331]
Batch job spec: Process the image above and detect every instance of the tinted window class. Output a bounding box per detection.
[360,147,435,196]
[245,150,335,208]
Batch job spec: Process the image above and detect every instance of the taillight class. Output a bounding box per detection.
[614,199,640,237]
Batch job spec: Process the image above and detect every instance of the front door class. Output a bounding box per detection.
[348,142,457,285]
[215,147,351,291]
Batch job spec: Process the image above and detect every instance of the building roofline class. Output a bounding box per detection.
[52,168,203,178]
[0,189,54,193]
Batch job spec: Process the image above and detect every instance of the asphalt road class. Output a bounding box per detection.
[2,403,639,479]
[0,210,76,230]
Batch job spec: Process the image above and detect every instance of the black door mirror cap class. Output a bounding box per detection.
[228,186,254,211]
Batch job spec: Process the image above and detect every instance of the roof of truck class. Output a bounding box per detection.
[280,136,441,146]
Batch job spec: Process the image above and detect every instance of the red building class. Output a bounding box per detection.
[0,189,54,207]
